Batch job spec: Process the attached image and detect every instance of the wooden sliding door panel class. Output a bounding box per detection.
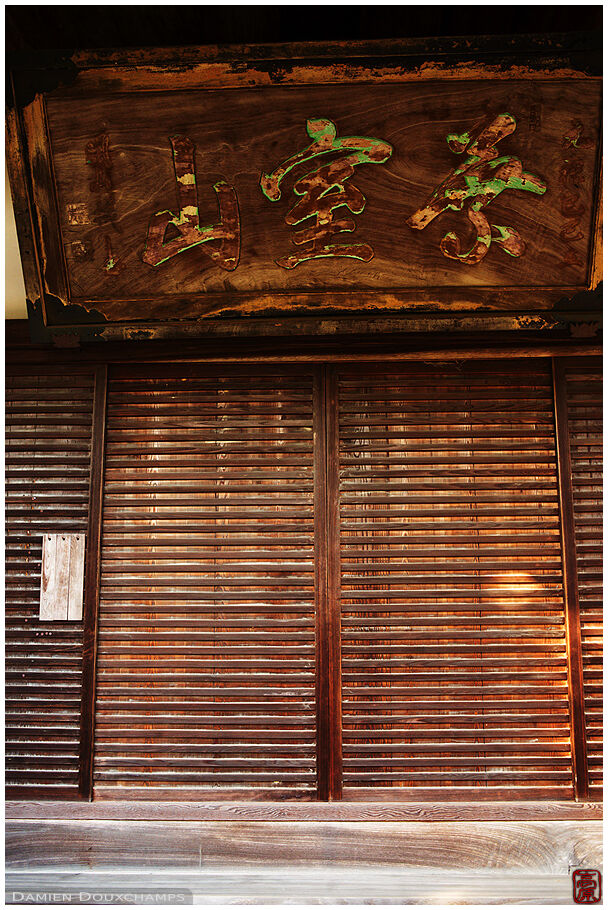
[88,357,597,804]
[94,366,317,799]
[336,361,572,801]
[562,360,603,799]
[6,371,96,797]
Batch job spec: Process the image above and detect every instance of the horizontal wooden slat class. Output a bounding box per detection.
[563,362,603,794]
[5,371,94,797]
[337,361,572,800]
[94,368,317,798]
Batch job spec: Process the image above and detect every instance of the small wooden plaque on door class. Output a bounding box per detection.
[39,533,86,621]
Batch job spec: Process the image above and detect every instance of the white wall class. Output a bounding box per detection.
[5,161,28,319]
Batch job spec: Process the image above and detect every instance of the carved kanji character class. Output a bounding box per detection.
[143,135,240,271]
[85,133,113,193]
[407,113,547,265]
[261,118,392,269]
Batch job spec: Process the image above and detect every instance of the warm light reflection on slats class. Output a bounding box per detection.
[338,362,573,800]
[564,366,603,799]
[94,370,317,799]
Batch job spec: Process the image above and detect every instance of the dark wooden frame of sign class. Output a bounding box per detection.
[6,34,603,341]
[4,341,602,816]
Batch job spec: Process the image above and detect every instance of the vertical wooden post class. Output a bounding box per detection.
[78,364,108,800]
[552,358,589,800]
[325,366,343,801]
[314,366,343,800]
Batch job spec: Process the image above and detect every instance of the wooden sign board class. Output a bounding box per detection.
[7,37,602,339]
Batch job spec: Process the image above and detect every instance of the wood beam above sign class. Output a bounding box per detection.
[6,36,602,340]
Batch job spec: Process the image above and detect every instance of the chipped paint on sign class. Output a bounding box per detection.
[103,235,120,273]
[143,135,240,270]
[562,121,594,150]
[407,113,547,265]
[261,118,392,269]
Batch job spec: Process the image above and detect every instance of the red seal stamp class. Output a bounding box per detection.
[573,869,602,904]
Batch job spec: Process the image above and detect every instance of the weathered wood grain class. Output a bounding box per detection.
[41,79,600,319]
[3,867,600,905]
[5,820,602,871]
[55,535,71,617]
[39,534,59,620]
[5,799,602,821]
[39,533,86,621]
[7,37,602,334]
[65,33,601,90]
[20,96,68,316]
[66,534,86,621]
[5,108,41,305]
